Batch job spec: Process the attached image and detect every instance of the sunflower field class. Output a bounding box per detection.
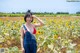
[0,16,80,53]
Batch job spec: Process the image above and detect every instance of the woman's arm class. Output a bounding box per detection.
[32,15,45,27]
[20,27,24,50]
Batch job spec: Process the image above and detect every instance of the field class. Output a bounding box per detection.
[0,16,80,53]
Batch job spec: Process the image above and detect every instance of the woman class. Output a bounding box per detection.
[20,10,44,53]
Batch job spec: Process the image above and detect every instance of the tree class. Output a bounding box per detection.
[76,12,80,14]
[12,12,15,14]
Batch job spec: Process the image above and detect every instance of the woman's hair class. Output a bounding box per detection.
[24,10,33,22]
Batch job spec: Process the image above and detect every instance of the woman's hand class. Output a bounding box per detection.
[32,15,37,19]
[21,48,25,53]
[32,15,44,27]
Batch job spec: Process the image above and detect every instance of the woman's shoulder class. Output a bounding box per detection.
[21,24,25,29]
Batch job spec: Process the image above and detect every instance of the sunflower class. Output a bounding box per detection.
[53,35,58,39]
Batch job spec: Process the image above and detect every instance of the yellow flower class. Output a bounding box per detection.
[0,45,2,48]
[7,24,10,27]
[53,35,58,39]
[71,26,74,29]
[65,21,69,27]
[36,31,41,35]
[33,21,36,23]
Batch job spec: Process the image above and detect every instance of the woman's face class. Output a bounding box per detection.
[26,16,33,23]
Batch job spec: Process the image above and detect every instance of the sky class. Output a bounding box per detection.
[0,0,80,14]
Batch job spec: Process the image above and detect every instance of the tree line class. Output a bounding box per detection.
[0,11,80,17]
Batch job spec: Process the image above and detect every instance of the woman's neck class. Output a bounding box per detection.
[26,22,31,26]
